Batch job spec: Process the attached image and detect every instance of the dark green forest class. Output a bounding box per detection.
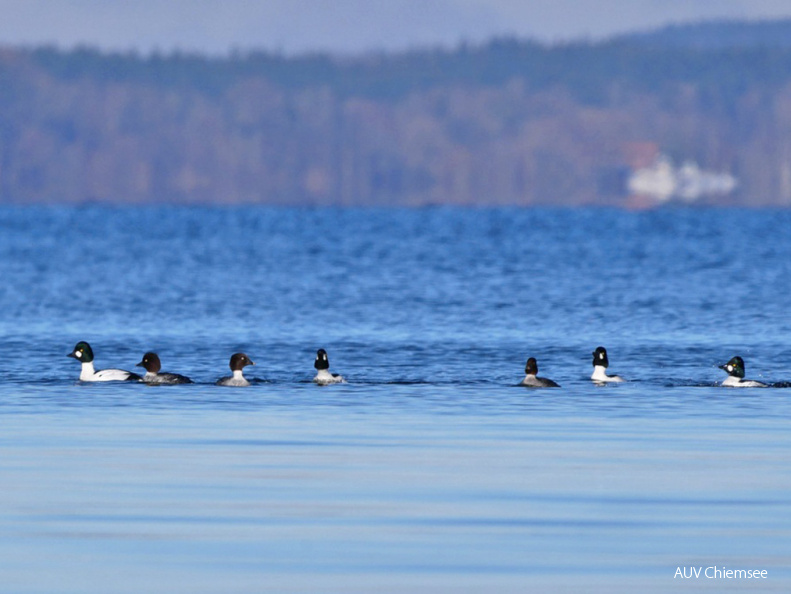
[3,20,791,206]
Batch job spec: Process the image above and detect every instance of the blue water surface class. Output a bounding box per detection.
[0,206,789,593]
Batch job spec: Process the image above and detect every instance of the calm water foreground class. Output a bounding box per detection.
[0,206,790,592]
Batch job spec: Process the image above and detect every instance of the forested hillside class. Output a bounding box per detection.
[3,21,791,206]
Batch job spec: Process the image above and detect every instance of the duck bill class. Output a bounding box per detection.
[67,351,78,359]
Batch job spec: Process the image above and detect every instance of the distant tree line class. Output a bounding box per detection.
[2,23,791,206]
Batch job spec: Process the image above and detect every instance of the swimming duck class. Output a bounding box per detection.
[719,356,767,387]
[68,341,141,382]
[520,357,560,388]
[313,348,345,385]
[591,346,625,383]
[216,353,255,386]
[136,352,192,385]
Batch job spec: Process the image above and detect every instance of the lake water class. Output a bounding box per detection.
[0,206,789,592]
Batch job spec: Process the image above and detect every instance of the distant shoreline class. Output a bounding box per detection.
[2,22,791,207]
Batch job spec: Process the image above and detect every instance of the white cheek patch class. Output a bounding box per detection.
[75,351,82,359]
[727,365,733,372]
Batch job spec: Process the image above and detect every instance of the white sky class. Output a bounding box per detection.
[1,0,791,55]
